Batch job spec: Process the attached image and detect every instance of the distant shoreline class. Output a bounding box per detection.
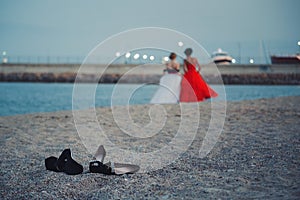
[1,72,300,85]
[1,63,299,84]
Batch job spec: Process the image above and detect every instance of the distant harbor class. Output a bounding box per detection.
[0,63,299,85]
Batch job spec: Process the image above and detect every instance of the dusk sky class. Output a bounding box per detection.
[1,0,299,63]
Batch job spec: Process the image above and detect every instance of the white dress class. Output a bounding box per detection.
[150,61,182,104]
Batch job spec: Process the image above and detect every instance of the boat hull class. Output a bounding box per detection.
[271,55,300,64]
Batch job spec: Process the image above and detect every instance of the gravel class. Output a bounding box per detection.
[0,96,299,199]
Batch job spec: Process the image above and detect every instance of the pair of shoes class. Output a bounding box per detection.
[89,145,140,175]
[45,145,140,175]
[45,149,83,175]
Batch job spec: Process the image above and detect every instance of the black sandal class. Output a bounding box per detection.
[89,145,140,175]
[89,160,114,175]
[45,156,60,172]
[45,149,83,175]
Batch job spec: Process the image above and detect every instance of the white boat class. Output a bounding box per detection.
[211,48,233,64]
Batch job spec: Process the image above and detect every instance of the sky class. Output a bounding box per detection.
[0,0,299,63]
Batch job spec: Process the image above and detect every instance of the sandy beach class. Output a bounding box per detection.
[0,96,299,199]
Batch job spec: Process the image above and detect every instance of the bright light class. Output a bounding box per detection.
[149,55,155,61]
[133,53,140,60]
[2,51,6,56]
[125,52,131,58]
[142,54,147,59]
[249,58,254,64]
[178,41,183,47]
[298,41,300,46]
[2,58,8,63]
[232,59,236,64]
[115,52,121,57]
[163,56,169,62]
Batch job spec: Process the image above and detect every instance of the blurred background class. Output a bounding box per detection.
[1,0,299,64]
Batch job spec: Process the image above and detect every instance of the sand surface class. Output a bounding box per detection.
[0,96,299,199]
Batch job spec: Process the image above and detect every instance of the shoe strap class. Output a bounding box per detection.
[111,162,115,173]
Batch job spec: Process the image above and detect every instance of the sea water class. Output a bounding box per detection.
[0,83,299,116]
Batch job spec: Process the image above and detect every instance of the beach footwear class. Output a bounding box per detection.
[110,162,140,175]
[90,145,114,174]
[94,145,106,163]
[45,149,83,175]
[45,156,60,172]
[89,161,140,175]
[89,145,140,175]
[89,160,114,175]
[57,149,83,175]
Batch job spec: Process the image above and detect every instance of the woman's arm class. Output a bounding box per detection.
[183,62,188,72]
[174,63,180,71]
[194,58,201,72]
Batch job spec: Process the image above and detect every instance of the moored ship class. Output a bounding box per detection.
[211,48,233,64]
[270,54,300,64]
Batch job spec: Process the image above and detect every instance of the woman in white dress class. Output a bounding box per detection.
[150,52,182,104]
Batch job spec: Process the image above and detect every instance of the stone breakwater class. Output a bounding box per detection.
[0,63,299,84]
[0,72,161,83]
[0,72,299,85]
[220,73,300,85]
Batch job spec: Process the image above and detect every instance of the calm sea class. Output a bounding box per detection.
[0,83,299,116]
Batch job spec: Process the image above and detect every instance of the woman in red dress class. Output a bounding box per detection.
[180,48,218,102]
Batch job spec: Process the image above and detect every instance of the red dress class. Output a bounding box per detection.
[180,61,218,102]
